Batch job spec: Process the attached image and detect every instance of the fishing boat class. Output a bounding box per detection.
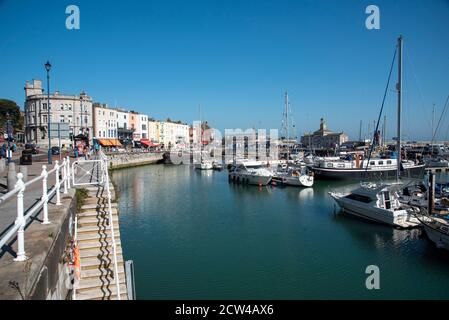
[228,160,272,186]
[425,157,449,168]
[329,182,421,228]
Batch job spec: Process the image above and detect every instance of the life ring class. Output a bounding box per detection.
[73,244,81,281]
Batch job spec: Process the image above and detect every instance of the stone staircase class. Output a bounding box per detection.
[75,184,128,300]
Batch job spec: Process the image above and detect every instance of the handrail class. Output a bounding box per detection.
[98,150,121,300]
[0,156,71,261]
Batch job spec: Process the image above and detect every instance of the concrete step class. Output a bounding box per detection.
[76,231,121,242]
[77,215,119,227]
[78,239,122,250]
[80,254,124,270]
[80,202,117,210]
[78,275,126,291]
[77,208,118,218]
[77,224,116,234]
[81,265,125,280]
[76,285,128,300]
[79,245,123,259]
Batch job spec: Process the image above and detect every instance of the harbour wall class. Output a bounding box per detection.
[106,152,163,170]
[0,188,77,300]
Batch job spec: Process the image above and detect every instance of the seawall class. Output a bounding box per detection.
[106,152,163,170]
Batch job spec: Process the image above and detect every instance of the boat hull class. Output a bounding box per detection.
[313,164,425,180]
[422,223,449,251]
[329,192,420,228]
[229,172,272,186]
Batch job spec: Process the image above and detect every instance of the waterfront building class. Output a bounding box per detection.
[24,79,93,147]
[300,118,348,149]
[158,120,190,149]
[148,119,160,143]
[92,103,123,147]
[116,108,134,146]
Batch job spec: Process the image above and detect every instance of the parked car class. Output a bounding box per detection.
[51,146,60,155]
[24,143,39,154]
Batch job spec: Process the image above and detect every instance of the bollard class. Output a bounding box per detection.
[13,173,27,262]
[66,156,71,189]
[19,165,28,182]
[7,162,17,192]
[55,160,61,206]
[63,159,68,194]
[41,165,50,225]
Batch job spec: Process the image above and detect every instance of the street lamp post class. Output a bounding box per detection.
[6,112,11,164]
[45,61,52,164]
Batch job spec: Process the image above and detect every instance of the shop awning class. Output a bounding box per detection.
[98,139,122,147]
[141,139,160,147]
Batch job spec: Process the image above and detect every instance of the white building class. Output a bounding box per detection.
[158,120,190,149]
[24,79,93,148]
[93,103,118,139]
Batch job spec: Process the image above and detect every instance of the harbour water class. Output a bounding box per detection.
[113,165,449,299]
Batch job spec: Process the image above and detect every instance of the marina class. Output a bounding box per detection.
[114,164,449,299]
[1,0,449,304]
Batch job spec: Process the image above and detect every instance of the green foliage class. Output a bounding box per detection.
[0,99,24,131]
[75,188,89,211]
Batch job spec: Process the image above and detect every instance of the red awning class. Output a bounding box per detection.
[141,139,160,147]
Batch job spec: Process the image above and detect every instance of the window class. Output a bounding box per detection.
[370,161,375,165]
[60,104,64,110]
[68,115,73,123]
[378,161,384,165]
[84,116,88,124]
[43,103,47,110]
[68,104,72,111]
[60,115,65,122]
[387,160,392,164]
[345,193,372,203]
[42,115,47,123]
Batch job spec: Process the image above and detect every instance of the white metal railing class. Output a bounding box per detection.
[98,150,121,300]
[0,156,72,262]
[72,151,121,300]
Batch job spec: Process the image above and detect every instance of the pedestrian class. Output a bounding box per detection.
[74,146,79,158]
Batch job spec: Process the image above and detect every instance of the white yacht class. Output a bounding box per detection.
[329,183,421,228]
[228,160,273,186]
[273,166,314,187]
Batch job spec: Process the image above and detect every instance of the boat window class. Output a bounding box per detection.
[370,161,375,165]
[383,191,391,209]
[378,161,383,165]
[338,164,345,168]
[326,163,333,168]
[387,160,392,164]
[345,193,371,203]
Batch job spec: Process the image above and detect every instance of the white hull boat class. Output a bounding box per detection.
[228,160,272,186]
[329,183,421,228]
[419,217,449,251]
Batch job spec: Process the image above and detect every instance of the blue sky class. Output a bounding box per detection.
[1,0,448,140]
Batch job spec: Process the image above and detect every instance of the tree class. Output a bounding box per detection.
[0,99,24,132]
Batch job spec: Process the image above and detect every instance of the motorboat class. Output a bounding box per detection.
[329,182,421,228]
[212,161,223,171]
[273,165,314,187]
[228,160,273,186]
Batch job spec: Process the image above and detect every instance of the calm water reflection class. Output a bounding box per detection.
[113,165,449,299]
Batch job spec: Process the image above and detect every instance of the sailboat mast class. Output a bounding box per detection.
[396,35,403,182]
[285,92,289,165]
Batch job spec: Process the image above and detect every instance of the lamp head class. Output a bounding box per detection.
[44,61,52,72]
